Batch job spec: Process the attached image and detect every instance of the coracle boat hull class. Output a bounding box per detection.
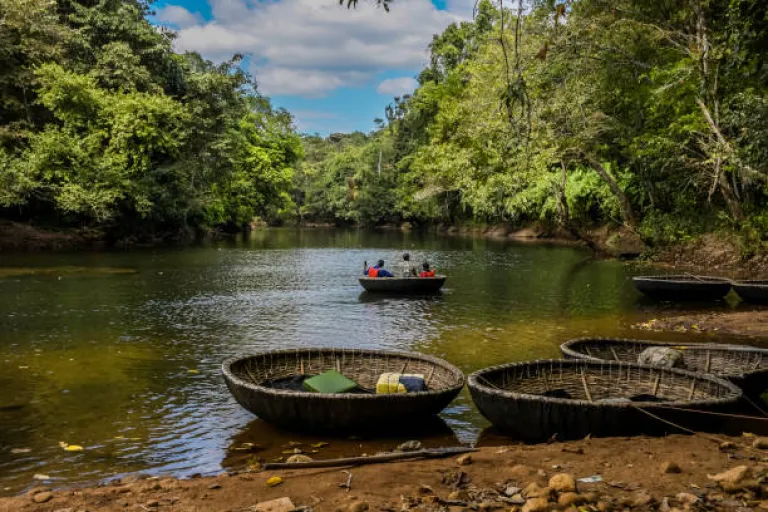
[733,280,768,303]
[358,276,446,294]
[560,338,768,397]
[222,348,464,433]
[632,275,732,300]
[468,359,742,441]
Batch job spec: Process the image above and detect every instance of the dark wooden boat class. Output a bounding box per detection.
[222,348,464,432]
[358,276,446,294]
[733,280,768,303]
[560,338,768,396]
[468,359,742,441]
[632,275,732,300]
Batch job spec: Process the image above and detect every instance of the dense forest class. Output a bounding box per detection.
[1,0,766,255]
[0,0,302,242]
[301,0,768,254]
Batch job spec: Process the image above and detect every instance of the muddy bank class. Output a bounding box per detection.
[635,311,768,339]
[0,221,92,252]
[3,434,767,511]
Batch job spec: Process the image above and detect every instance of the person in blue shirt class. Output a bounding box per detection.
[364,259,394,278]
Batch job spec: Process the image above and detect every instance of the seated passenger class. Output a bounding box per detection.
[419,262,436,278]
[365,259,394,278]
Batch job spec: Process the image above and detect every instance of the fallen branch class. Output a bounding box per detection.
[263,447,477,470]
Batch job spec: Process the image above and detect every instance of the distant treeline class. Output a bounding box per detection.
[295,0,768,254]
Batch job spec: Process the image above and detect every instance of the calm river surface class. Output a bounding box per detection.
[0,229,761,494]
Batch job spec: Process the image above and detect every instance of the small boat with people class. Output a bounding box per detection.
[222,348,464,432]
[632,274,732,300]
[359,254,446,294]
[560,337,768,396]
[467,359,742,441]
[732,280,768,303]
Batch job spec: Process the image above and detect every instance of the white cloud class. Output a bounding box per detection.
[155,5,203,29]
[160,0,468,97]
[377,76,418,96]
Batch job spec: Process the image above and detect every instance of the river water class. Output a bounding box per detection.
[0,229,760,494]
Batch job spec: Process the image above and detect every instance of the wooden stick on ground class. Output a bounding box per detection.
[263,447,477,470]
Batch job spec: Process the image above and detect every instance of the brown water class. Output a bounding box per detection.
[0,228,763,494]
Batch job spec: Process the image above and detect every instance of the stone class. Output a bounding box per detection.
[720,441,737,451]
[632,492,655,507]
[523,484,552,499]
[581,492,598,503]
[479,501,505,510]
[30,486,52,494]
[558,493,586,507]
[448,490,470,501]
[721,479,760,493]
[675,492,699,506]
[32,492,53,503]
[457,454,473,466]
[145,500,160,508]
[286,454,313,464]
[207,482,222,490]
[506,495,526,506]
[521,497,549,512]
[753,438,768,450]
[253,497,296,512]
[417,484,435,495]
[596,501,613,512]
[348,502,369,512]
[708,466,751,485]
[548,473,576,493]
[660,461,682,474]
[522,483,541,497]
[503,486,522,497]
[396,441,422,452]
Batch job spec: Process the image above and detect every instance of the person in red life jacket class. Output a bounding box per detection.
[364,259,394,278]
[420,262,436,278]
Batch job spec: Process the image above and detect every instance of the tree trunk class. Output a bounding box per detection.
[585,156,635,228]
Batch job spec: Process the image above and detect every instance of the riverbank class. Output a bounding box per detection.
[635,310,768,339]
[3,433,766,511]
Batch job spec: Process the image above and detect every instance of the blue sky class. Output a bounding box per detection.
[151,0,473,135]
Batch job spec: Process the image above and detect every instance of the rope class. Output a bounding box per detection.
[651,404,768,422]
[742,394,768,417]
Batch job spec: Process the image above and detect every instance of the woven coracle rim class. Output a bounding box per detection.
[560,337,768,378]
[358,276,447,281]
[632,275,732,285]
[222,347,465,401]
[733,280,768,288]
[467,358,743,408]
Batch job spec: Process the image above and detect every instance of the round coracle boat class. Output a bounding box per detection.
[560,337,768,395]
[632,275,732,300]
[358,276,446,294]
[468,359,742,441]
[222,348,464,432]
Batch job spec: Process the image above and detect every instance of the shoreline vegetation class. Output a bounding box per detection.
[3,434,768,511]
[2,1,766,267]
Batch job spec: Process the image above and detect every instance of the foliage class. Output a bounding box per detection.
[301,0,767,255]
[0,0,301,239]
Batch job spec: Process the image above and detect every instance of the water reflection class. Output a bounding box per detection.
[0,228,766,494]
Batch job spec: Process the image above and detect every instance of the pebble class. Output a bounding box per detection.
[145,500,159,508]
[207,483,222,490]
[286,454,313,463]
[503,486,522,497]
[753,437,768,450]
[32,492,53,503]
[456,454,473,466]
[396,441,422,452]
[596,501,613,512]
[521,497,549,512]
[720,441,737,451]
[660,461,682,474]
[348,502,369,512]
[708,465,751,484]
[507,495,525,505]
[675,492,699,506]
[253,497,296,512]
[558,492,586,507]
[548,473,576,493]
[632,491,655,507]
[720,479,760,494]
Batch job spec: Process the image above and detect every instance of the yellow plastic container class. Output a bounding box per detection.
[375,373,425,394]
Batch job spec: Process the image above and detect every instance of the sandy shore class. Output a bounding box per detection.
[3,434,767,512]
[635,310,768,339]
